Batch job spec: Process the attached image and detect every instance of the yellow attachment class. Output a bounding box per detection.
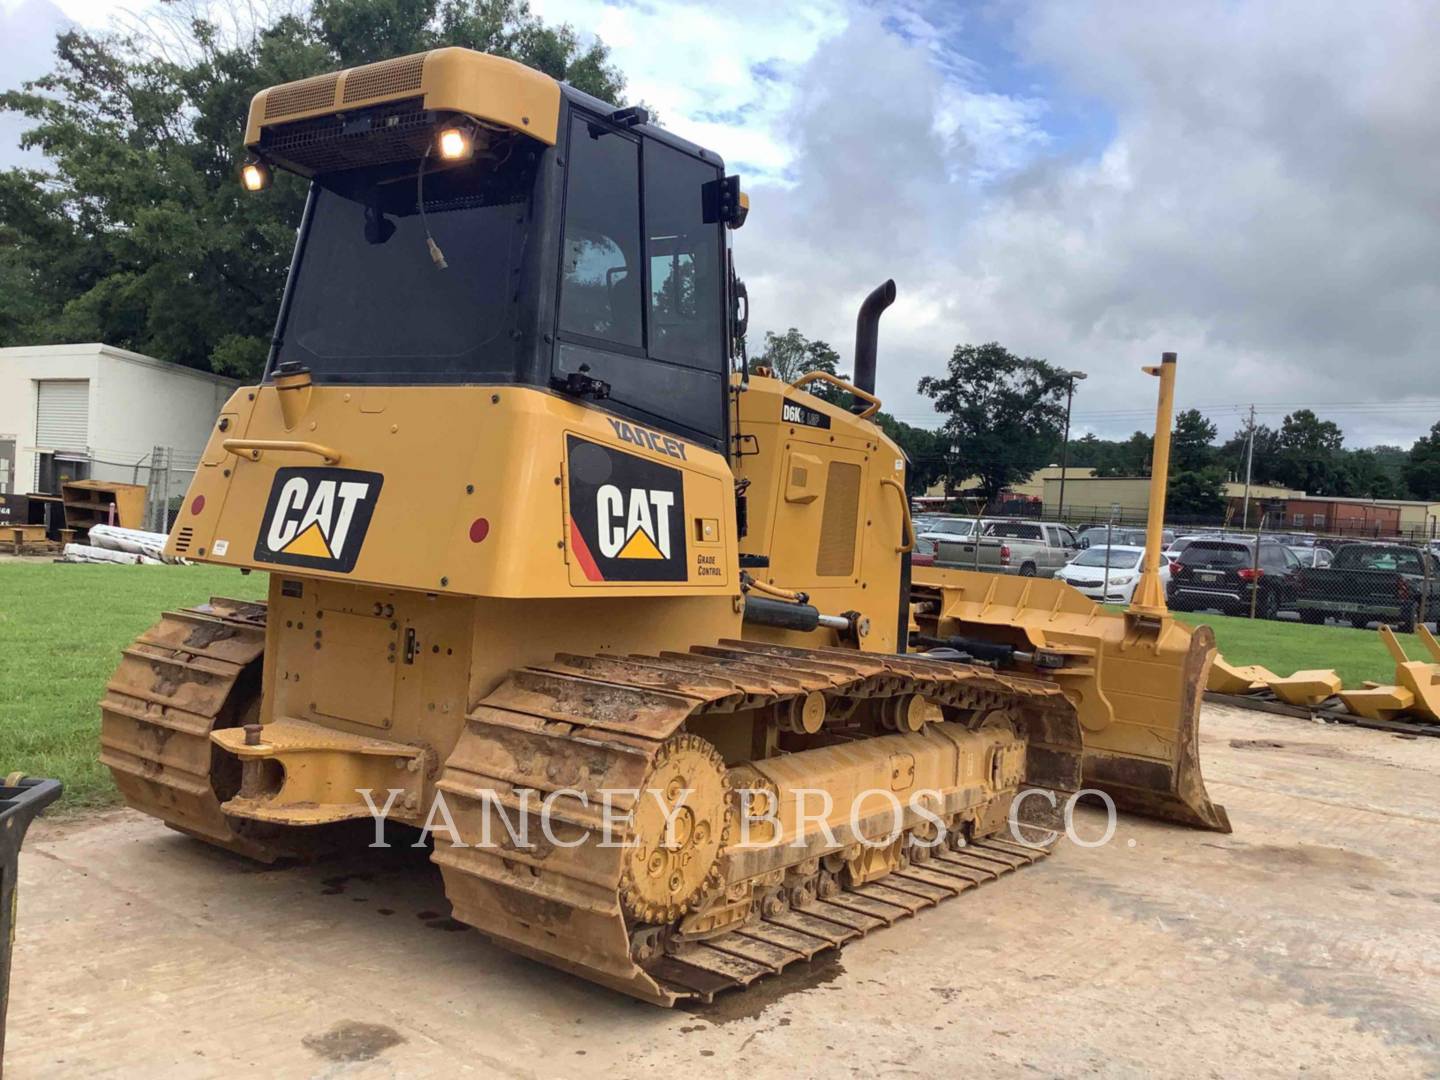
[1207,655,1280,694]
[1338,685,1416,722]
[1266,669,1343,708]
[1378,626,1440,721]
[911,566,1230,832]
[245,47,562,149]
[1128,353,1177,617]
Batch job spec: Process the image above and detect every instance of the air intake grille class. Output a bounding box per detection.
[260,98,432,173]
[342,53,426,103]
[264,73,340,120]
[173,527,194,554]
[816,462,862,576]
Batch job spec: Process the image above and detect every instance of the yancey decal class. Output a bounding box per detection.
[566,435,687,582]
[253,467,383,573]
[606,417,688,461]
[781,398,831,430]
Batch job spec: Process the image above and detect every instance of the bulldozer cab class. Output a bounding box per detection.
[257,69,738,449]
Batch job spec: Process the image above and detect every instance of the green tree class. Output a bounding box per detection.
[1402,422,1440,500]
[756,327,844,386]
[755,327,850,406]
[1171,408,1217,473]
[1168,468,1226,518]
[0,0,626,377]
[1339,447,1399,499]
[1275,409,1345,494]
[917,342,1069,507]
[1218,422,1282,487]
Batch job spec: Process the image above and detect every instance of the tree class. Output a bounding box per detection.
[1403,422,1440,500]
[0,0,627,377]
[1275,409,1345,494]
[1171,409,1217,473]
[1218,423,1282,487]
[917,342,1069,507]
[756,328,845,395]
[1168,468,1226,518]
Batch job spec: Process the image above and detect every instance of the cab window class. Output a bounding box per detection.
[558,118,642,349]
[643,141,722,369]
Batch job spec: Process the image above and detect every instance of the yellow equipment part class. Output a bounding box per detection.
[1207,655,1280,694]
[1378,626,1440,721]
[1338,684,1416,722]
[910,568,1229,832]
[1266,669,1343,708]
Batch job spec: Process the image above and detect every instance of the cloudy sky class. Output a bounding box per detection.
[5,0,1439,448]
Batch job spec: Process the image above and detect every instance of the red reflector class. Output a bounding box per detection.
[190,495,206,515]
[469,517,490,543]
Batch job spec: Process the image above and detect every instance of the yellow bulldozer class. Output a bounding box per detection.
[100,47,1227,1006]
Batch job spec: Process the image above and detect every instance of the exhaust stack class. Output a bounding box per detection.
[852,279,897,402]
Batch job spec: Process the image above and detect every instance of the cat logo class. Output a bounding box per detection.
[596,486,674,561]
[253,467,383,573]
[566,435,686,582]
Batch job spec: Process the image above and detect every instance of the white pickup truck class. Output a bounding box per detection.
[934,519,1081,578]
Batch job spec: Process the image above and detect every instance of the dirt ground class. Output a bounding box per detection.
[9,702,1440,1078]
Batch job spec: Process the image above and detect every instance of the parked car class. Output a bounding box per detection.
[1076,525,1174,551]
[1167,538,1303,618]
[1289,546,1333,569]
[1293,542,1439,631]
[1077,525,1141,549]
[1056,545,1169,605]
[934,519,1080,577]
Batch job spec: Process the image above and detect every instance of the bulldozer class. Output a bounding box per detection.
[100,47,1228,1006]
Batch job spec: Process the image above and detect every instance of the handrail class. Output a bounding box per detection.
[222,439,342,465]
[880,477,915,554]
[788,372,881,419]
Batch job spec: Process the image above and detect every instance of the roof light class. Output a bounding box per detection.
[240,160,270,192]
[437,127,473,161]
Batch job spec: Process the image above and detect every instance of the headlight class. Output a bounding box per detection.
[240,159,270,192]
[437,127,473,161]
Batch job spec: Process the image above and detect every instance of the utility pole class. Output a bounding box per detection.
[1057,370,1087,520]
[1241,404,1256,529]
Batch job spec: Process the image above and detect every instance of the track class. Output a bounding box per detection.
[99,598,292,861]
[433,640,1079,1005]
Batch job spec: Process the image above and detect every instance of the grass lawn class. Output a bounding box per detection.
[0,561,265,811]
[1171,609,1432,689]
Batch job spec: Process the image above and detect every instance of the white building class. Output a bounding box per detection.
[0,343,239,497]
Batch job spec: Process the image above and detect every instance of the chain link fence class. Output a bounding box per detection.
[915,507,1438,634]
[76,446,199,533]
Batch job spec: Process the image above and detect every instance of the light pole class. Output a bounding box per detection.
[1056,370,1087,520]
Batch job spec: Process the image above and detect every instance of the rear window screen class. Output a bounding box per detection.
[988,523,1042,540]
[1183,542,1251,567]
[1332,547,1424,574]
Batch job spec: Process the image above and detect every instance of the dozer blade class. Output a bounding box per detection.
[911,567,1231,833]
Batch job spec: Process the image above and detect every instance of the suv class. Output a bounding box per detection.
[1168,538,1302,619]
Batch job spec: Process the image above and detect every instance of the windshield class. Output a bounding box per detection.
[1072,547,1143,569]
[273,148,540,383]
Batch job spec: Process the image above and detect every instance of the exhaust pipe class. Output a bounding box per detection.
[852,279,896,403]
